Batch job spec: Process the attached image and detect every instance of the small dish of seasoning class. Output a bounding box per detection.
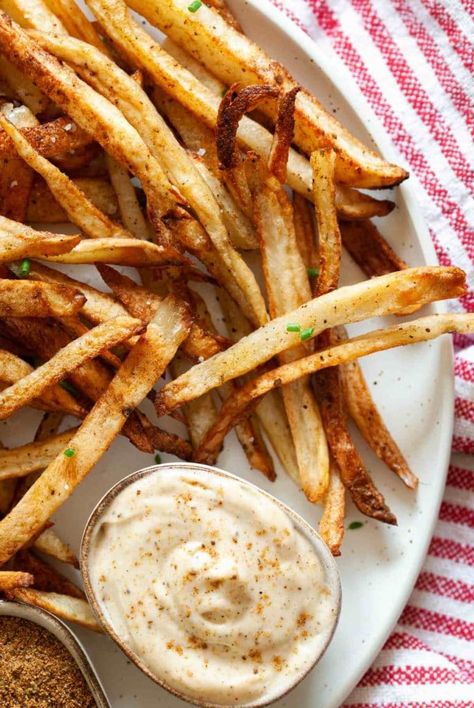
[81,462,341,707]
[0,599,109,708]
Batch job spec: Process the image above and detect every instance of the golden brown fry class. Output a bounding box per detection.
[311,148,341,295]
[0,216,80,261]
[27,177,119,224]
[156,267,466,413]
[0,101,37,221]
[32,527,78,567]
[0,116,93,161]
[336,186,394,220]
[318,462,345,556]
[41,237,186,266]
[0,115,131,239]
[341,354,418,489]
[0,0,65,31]
[341,219,408,277]
[193,313,474,508]
[43,0,111,54]
[203,0,242,32]
[162,37,225,95]
[0,296,191,564]
[14,551,85,599]
[106,156,150,240]
[9,588,101,631]
[0,315,143,421]
[293,192,317,271]
[126,0,407,187]
[0,56,48,114]
[0,569,33,591]
[0,279,85,318]
[0,429,77,482]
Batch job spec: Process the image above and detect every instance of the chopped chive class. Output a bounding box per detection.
[188,0,202,11]
[64,448,75,458]
[286,323,301,333]
[60,380,77,395]
[307,267,319,278]
[154,453,162,464]
[348,521,364,530]
[300,327,314,341]
[19,258,31,277]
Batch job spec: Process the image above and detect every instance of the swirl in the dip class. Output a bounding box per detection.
[88,468,337,705]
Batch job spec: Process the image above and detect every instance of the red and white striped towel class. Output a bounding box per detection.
[270,0,474,704]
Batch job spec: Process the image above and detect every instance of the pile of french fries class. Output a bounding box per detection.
[0,0,472,630]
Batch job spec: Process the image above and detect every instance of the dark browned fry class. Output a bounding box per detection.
[14,551,85,599]
[341,219,408,277]
[0,116,93,161]
[268,86,300,184]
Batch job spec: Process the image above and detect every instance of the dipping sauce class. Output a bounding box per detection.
[87,467,338,706]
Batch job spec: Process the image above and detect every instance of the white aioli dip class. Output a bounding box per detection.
[88,468,338,705]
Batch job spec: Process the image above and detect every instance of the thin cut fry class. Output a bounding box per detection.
[336,186,394,220]
[341,219,408,277]
[27,177,119,224]
[0,0,65,31]
[43,0,111,54]
[33,527,78,567]
[293,193,317,270]
[0,55,48,114]
[0,115,131,239]
[162,37,225,95]
[0,102,37,221]
[0,279,85,318]
[14,551,85,599]
[0,570,33,591]
[0,429,77,481]
[0,296,191,563]
[156,267,466,413]
[42,237,186,266]
[0,315,143,421]
[106,156,150,240]
[311,148,341,295]
[318,462,345,556]
[0,116,93,161]
[0,216,80,261]
[126,0,407,187]
[9,588,101,631]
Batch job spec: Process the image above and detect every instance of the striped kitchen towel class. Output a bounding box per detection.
[271,0,474,705]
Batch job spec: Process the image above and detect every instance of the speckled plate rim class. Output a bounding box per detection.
[0,599,110,708]
[80,462,342,708]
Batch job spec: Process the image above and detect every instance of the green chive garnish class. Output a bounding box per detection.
[286,323,301,333]
[348,521,364,530]
[19,258,31,277]
[64,448,75,458]
[154,453,162,464]
[60,380,77,395]
[307,267,319,278]
[300,327,314,341]
[188,0,202,11]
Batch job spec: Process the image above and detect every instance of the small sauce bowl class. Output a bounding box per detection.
[81,462,341,707]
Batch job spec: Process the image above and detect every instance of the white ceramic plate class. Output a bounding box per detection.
[4,1,454,706]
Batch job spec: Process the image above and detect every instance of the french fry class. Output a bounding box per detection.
[0,279,85,318]
[0,569,33,591]
[0,115,131,239]
[341,353,418,489]
[311,148,341,296]
[0,315,143,420]
[0,295,191,564]
[43,0,112,54]
[106,156,150,240]
[162,37,225,95]
[35,30,267,326]
[341,219,408,277]
[0,429,77,482]
[318,462,346,556]
[14,551,85,599]
[0,55,48,114]
[9,588,102,631]
[0,116,93,161]
[27,177,119,224]
[193,313,474,510]
[293,192,317,271]
[0,216,80,261]
[128,0,407,188]
[41,237,186,266]
[0,102,37,221]
[156,267,466,414]
[336,186,394,220]
[33,527,78,567]
[0,0,65,31]
[0,15,181,235]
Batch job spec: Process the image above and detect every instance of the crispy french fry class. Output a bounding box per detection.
[0,102,37,222]
[293,192,317,271]
[341,219,408,277]
[341,353,418,489]
[193,313,474,509]
[43,0,111,54]
[0,315,143,420]
[41,237,186,266]
[35,31,267,326]
[0,295,191,563]
[336,186,394,220]
[0,115,131,239]
[128,0,407,188]
[0,569,33,591]
[106,156,150,240]
[0,279,85,318]
[311,148,341,295]
[14,551,85,598]
[27,177,119,224]
[0,216,80,261]
[0,0,65,31]
[0,429,77,482]
[9,588,101,631]
[162,37,225,95]
[0,56,48,114]
[156,267,466,413]
[318,462,345,556]
[33,527,78,567]
[0,116,93,161]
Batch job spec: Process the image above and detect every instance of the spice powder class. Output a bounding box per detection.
[0,616,96,708]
